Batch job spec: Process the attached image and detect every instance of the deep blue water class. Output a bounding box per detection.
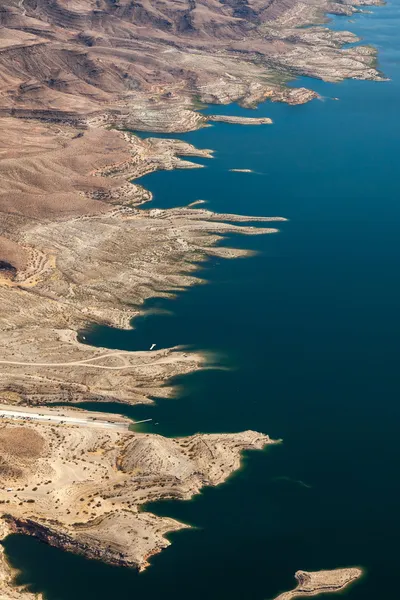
[4,3,400,599]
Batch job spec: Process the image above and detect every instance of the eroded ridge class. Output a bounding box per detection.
[273,568,363,600]
[0,0,384,132]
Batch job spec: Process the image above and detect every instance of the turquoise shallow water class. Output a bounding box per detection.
[5,3,400,599]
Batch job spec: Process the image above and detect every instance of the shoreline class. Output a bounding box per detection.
[0,0,385,408]
[272,568,364,600]
[0,0,389,596]
[0,415,275,588]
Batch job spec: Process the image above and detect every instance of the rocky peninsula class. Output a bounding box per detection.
[0,412,275,598]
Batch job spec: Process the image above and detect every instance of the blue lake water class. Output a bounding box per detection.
[4,2,400,599]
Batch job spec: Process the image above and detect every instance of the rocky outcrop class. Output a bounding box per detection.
[272,568,363,600]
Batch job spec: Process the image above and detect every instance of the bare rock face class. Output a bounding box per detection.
[208,115,273,125]
[0,521,41,600]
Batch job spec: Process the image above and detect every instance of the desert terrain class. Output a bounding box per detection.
[0,414,275,598]
[0,0,384,407]
[272,568,363,600]
[0,0,384,595]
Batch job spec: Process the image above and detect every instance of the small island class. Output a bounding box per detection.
[272,568,363,600]
[208,115,273,125]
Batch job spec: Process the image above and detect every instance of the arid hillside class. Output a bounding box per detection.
[0,0,383,126]
[0,0,384,406]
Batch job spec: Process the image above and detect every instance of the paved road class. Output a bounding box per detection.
[0,408,130,431]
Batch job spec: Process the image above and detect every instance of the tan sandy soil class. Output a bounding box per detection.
[273,568,363,600]
[0,416,275,575]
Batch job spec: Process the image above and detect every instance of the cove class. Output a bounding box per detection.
[4,3,400,599]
